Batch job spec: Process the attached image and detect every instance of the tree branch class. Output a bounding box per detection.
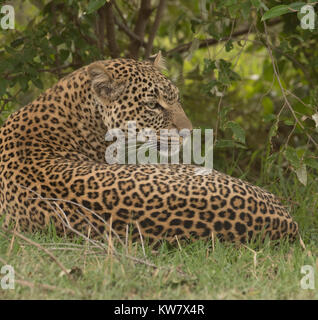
[128,0,152,59]
[144,0,166,58]
[38,63,81,74]
[104,2,120,58]
[112,0,128,26]
[76,21,98,46]
[97,6,106,53]
[250,40,311,80]
[262,19,318,148]
[166,18,282,57]
[113,14,145,46]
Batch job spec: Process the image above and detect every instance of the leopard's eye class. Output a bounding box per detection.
[146,101,162,109]
[146,101,156,109]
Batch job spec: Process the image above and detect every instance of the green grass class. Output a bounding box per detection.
[0,173,317,300]
[0,232,317,299]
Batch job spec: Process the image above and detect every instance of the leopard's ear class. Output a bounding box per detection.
[87,62,127,102]
[149,51,166,70]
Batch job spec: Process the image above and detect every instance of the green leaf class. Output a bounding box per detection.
[268,121,278,139]
[295,164,307,186]
[262,2,306,21]
[214,139,246,149]
[11,38,24,48]
[217,59,241,85]
[284,119,294,126]
[203,59,216,75]
[262,5,289,21]
[241,1,252,19]
[202,80,219,96]
[31,78,43,89]
[0,79,7,96]
[251,0,268,11]
[224,0,237,6]
[312,113,318,128]
[23,47,37,62]
[219,106,232,130]
[50,35,64,47]
[285,146,300,168]
[226,121,246,144]
[289,2,307,10]
[59,49,70,62]
[18,77,29,92]
[5,45,16,55]
[262,96,274,115]
[190,19,201,33]
[263,114,276,123]
[225,40,234,52]
[305,158,318,170]
[86,0,107,14]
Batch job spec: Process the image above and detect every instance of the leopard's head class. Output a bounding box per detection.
[87,54,192,148]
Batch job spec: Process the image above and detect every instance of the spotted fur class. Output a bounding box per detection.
[0,57,298,244]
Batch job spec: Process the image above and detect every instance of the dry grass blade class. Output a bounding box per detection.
[16,183,125,246]
[175,235,182,251]
[12,184,160,269]
[7,222,18,257]
[241,244,262,279]
[7,230,74,282]
[298,232,312,257]
[0,254,75,295]
[125,224,129,255]
[15,279,75,295]
[7,183,176,273]
[135,221,146,258]
[51,199,159,269]
[211,231,215,252]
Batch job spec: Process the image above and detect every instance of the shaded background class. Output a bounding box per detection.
[0,1,317,227]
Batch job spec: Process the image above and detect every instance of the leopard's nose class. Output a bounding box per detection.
[174,110,193,131]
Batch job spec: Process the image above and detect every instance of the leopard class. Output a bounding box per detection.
[0,53,299,245]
